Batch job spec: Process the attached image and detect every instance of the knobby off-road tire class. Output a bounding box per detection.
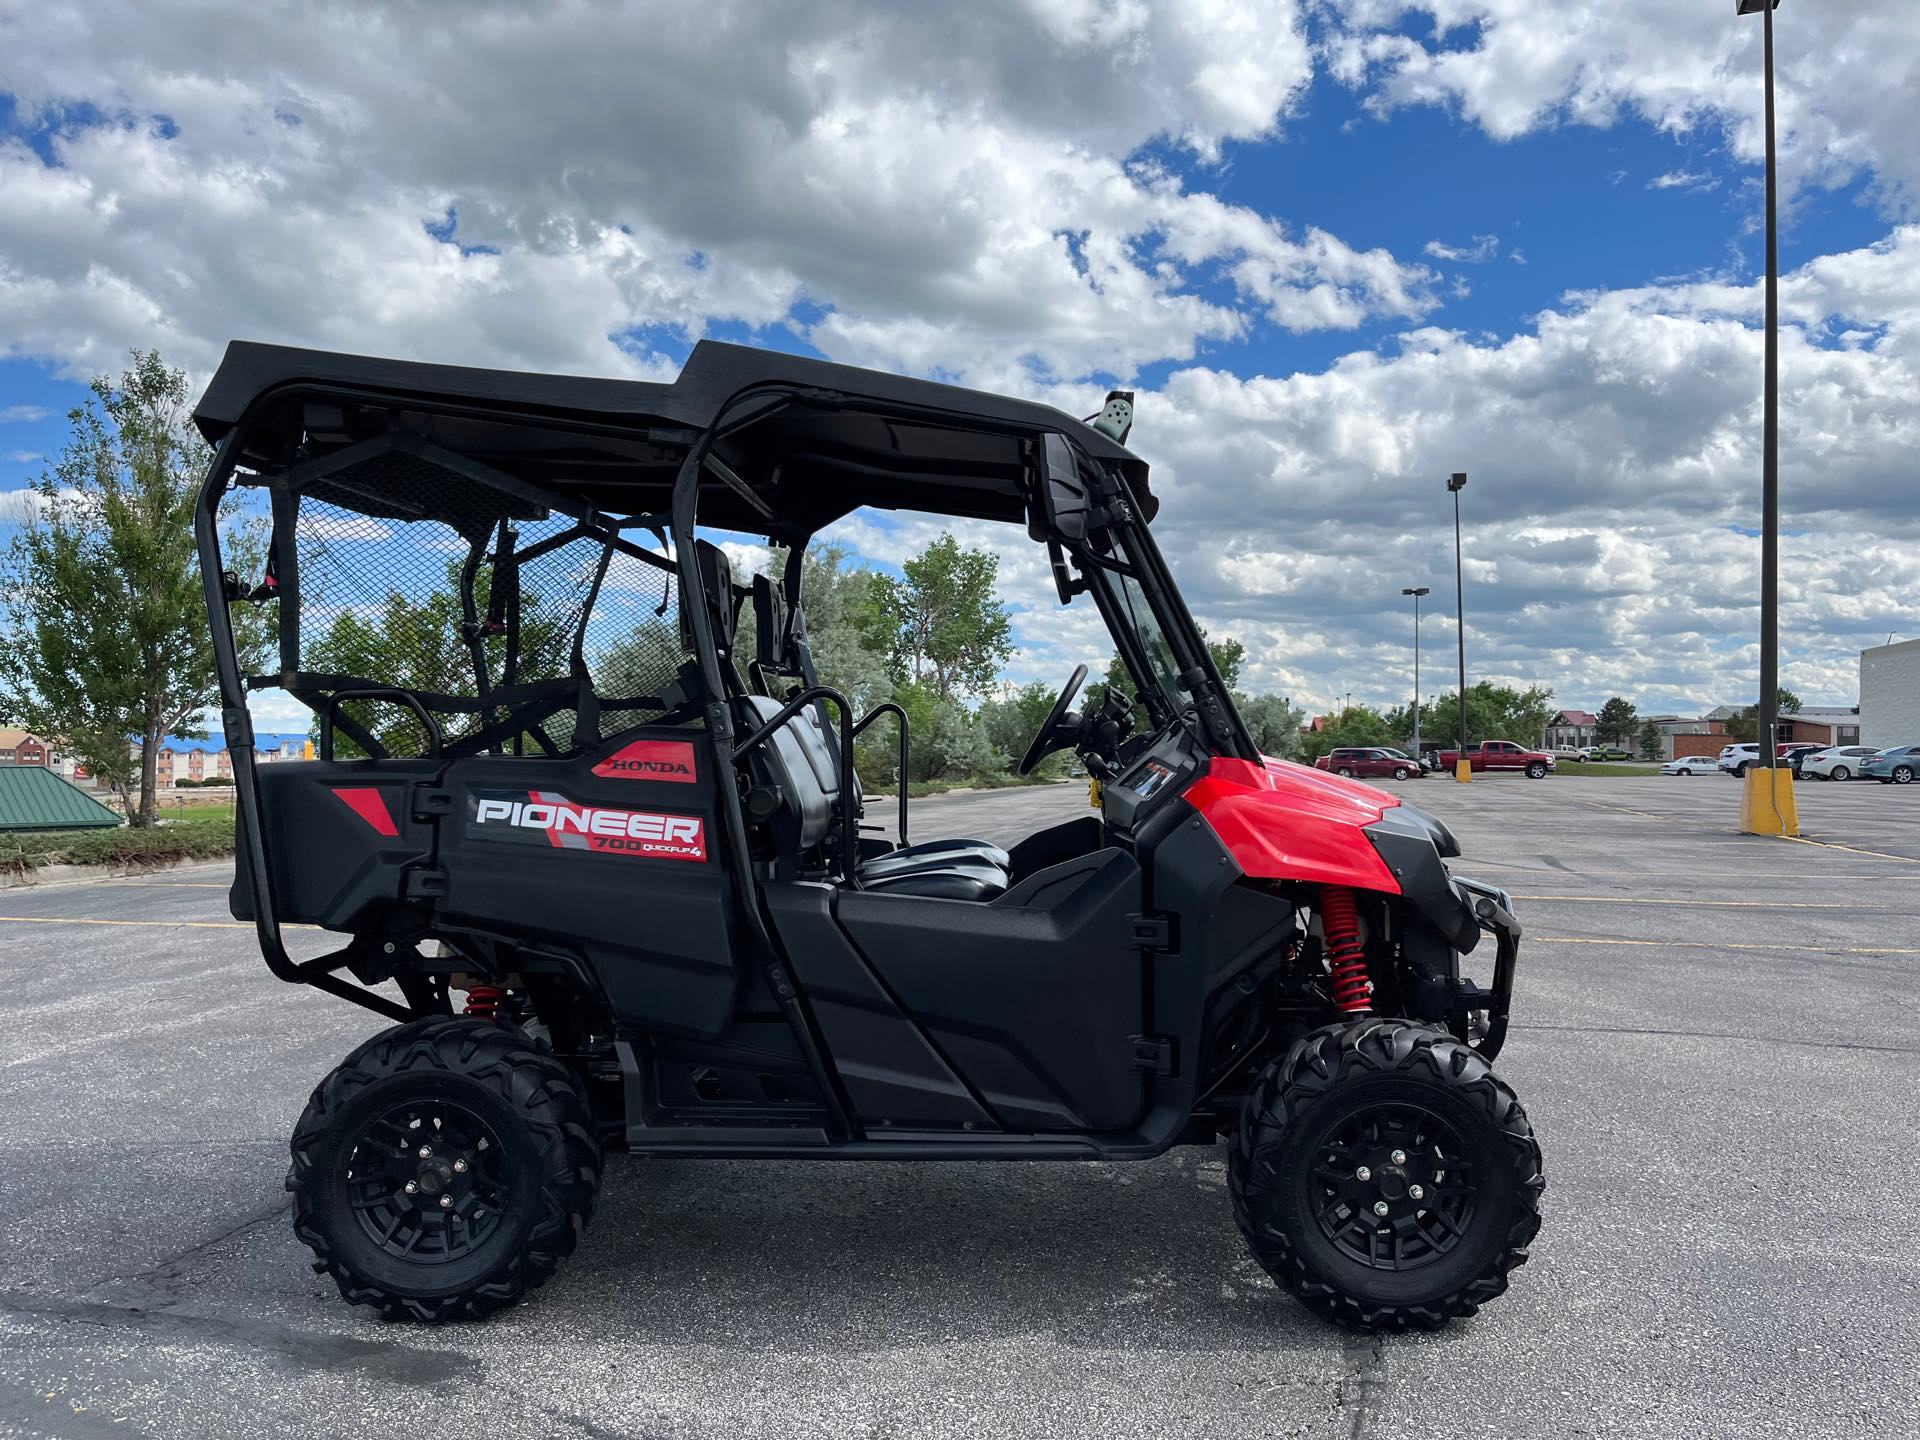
[1229,1020,1543,1331]
[289,1017,602,1321]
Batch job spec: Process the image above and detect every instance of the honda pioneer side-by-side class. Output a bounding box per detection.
[193,341,1542,1330]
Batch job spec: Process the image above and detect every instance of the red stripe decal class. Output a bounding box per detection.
[331,786,399,838]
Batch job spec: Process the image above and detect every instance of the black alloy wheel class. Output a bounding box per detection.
[345,1099,510,1264]
[1230,1020,1543,1330]
[289,1017,601,1321]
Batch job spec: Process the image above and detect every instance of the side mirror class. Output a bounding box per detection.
[1047,538,1082,605]
[1038,432,1090,542]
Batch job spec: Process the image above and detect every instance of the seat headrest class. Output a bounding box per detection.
[681,539,738,654]
[750,573,788,668]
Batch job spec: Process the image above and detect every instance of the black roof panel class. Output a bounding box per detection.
[194,339,1149,533]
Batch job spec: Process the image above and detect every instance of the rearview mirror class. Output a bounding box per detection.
[1038,432,1090,542]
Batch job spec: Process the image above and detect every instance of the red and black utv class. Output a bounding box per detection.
[193,341,1541,1330]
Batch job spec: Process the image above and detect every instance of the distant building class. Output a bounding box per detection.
[1789,706,1861,747]
[137,732,313,785]
[1860,639,1920,748]
[1544,710,1599,750]
[0,729,52,767]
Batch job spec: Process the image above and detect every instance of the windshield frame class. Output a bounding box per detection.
[1049,443,1254,761]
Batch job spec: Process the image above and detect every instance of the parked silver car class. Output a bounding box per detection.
[1799,745,1880,781]
[1661,754,1721,776]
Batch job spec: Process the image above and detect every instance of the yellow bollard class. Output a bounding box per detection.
[1454,759,1472,783]
[1738,764,1799,836]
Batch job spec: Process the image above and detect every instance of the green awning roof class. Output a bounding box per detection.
[0,767,123,831]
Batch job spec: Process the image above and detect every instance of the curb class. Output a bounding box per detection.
[0,853,234,890]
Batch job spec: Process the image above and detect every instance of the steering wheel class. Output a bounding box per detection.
[1019,664,1089,776]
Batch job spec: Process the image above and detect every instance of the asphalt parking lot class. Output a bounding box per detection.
[2,773,1917,1439]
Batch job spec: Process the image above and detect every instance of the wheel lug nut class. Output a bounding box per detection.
[1373,1201,1390,1217]
[453,1159,467,1174]
[1390,1149,1407,1165]
[439,1194,453,1209]
[1409,1185,1425,1201]
[404,1181,417,1195]
[1355,1166,1372,1182]
[418,1145,432,1159]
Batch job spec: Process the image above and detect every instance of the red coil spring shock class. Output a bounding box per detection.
[463,983,503,1020]
[1319,886,1372,1015]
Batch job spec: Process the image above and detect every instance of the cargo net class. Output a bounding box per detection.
[291,491,689,761]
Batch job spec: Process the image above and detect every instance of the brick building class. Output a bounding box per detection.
[0,729,53,767]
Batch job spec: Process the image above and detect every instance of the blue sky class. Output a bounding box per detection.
[3,1,1916,720]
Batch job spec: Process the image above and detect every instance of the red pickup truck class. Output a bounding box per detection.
[1436,740,1556,778]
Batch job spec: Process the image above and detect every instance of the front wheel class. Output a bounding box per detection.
[288,1017,602,1321]
[1229,1020,1543,1330]
[1525,762,1547,779]
[1393,766,1410,781]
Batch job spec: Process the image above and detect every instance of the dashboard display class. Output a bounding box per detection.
[1130,760,1175,799]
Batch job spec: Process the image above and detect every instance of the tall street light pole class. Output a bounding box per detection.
[1403,586,1430,759]
[1737,0,1797,835]
[1447,472,1470,782]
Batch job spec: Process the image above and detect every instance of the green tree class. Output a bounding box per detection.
[1636,718,1662,759]
[0,352,265,825]
[1723,687,1804,743]
[977,680,1068,774]
[1303,705,1394,762]
[1595,696,1638,746]
[1240,693,1304,760]
[1097,628,1245,710]
[872,533,1013,700]
[1419,683,1558,749]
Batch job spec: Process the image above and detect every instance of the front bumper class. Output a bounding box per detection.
[1447,876,1521,1062]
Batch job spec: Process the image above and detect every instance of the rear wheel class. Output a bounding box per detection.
[1896,766,1915,785]
[1229,1020,1543,1330]
[289,1017,602,1321]
[1337,767,1354,778]
[1831,765,1850,781]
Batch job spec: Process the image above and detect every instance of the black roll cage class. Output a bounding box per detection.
[195,366,1254,1038]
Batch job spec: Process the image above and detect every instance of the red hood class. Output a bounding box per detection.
[1181,755,1401,892]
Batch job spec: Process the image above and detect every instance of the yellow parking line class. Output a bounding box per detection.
[1536,934,1920,956]
[1774,834,1920,866]
[1511,895,1888,910]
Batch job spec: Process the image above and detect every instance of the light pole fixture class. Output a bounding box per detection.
[1447,472,1470,782]
[1736,0,1798,835]
[1403,587,1430,760]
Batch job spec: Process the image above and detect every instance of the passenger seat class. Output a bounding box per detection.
[742,695,1008,901]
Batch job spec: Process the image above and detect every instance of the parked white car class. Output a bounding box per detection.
[1661,755,1721,776]
[1799,745,1880,781]
[1717,743,1760,776]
